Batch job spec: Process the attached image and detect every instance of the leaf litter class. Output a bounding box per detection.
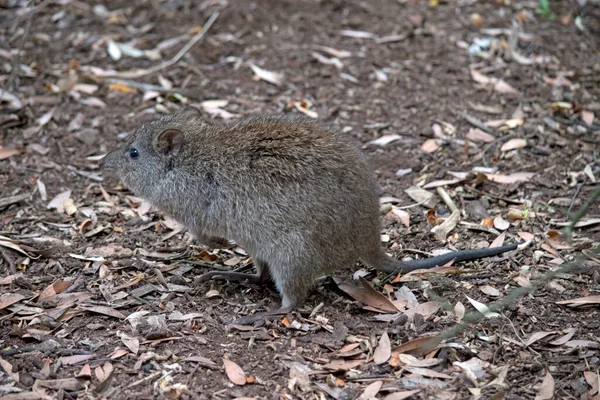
[1,0,599,398]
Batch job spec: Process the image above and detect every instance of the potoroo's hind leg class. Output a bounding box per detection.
[232,261,312,325]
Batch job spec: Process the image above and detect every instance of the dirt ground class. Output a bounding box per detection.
[1,0,600,399]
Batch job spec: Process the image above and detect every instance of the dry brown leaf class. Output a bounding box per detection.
[518,231,535,241]
[223,359,246,385]
[583,370,599,394]
[0,147,20,160]
[0,357,19,382]
[524,331,556,347]
[404,366,453,379]
[404,186,436,208]
[493,216,510,231]
[535,370,555,400]
[0,293,26,310]
[390,206,410,227]
[466,128,495,143]
[374,331,391,365]
[323,358,365,371]
[366,134,402,147]
[58,354,96,365]
[480,285,501,297]
[514,275,531,288]
[392,336,442,357]
[395,354,443,368]
[431,210,460,241]
[383,390,422,400]
[36,378,84,391]
[486,172,535,184]
[39,280,74,302]
[358,380,383,399]
[47,190,72,213]
[490,232,506,249]
[333,277,399,313]
[80,305,126,319]
[500,138,527,152]
[249,63,283,86]
[564,340,599,349]
[182,356,218,369]
[548,328,577,346]
[556,295,600,307]
[581,110,594,126]
[403,302,441,320]
[77,363,92,379]
[119,333,140,354]
[421,139,439,153]
[454,301,465,322]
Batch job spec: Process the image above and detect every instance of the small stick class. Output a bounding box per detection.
[97,12,219,79]
[481,132,516,168]
[453,110,496,135]
[436,187,458,213]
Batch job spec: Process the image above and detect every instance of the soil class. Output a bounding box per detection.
[1,0,600,399]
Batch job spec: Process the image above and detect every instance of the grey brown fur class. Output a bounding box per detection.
[100,107,516,322]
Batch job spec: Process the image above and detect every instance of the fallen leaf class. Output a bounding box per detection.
[466,295,500,318]
[334,277,399,313]
[77,363,92,379]
[500,138,527,152]
[583,370,599,394]
[486,172,535,184]
[431,210,460,240]
[466,128,495,143]
[581,110,594,126]
[556,295,600,307]
[0,358,19,382]
[535,370,555,400]
[403,302,441,320]
[524,331,556,347]
[358,380,383,399]
[421,139,439,153]
[223,359,246,385]
[58,354,96,365]
[0,293,26,310]
[249,63,283,86]
[548,328,576,346]
[323,358,365,371]
[392,336,442,357]
[339,29,376,38]
[404,186,436,208]
[518,231,535,241]
[493,215,510,231]
[390,206,410,227]
[383,390,422,400]
[404,366,453,379]
[480,285,501,297]
[366,134,402,147]
[47,190,72,213]
[119,332,140,354]
[454,302,465,322]
[374,331,391,365]
[80,305,126,319]
[36,378,84,391]
[0,147,20,160]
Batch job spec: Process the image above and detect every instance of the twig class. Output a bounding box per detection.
[436,187,458,213]
[0,346,92,357]
[128,371,163,388]
[567,183,584,214]
[97,12,219,79]
[481,132,516,168]
[0,0,35,100]
[454,110,496,134]
[564,185,600,239]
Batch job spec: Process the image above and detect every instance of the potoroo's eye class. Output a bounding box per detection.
[129,148,139,159]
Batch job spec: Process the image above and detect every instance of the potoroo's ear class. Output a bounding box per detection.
[153,129,184,156]
[177,105,201,116]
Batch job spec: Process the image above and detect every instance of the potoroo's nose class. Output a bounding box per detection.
[98,155,106,168]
